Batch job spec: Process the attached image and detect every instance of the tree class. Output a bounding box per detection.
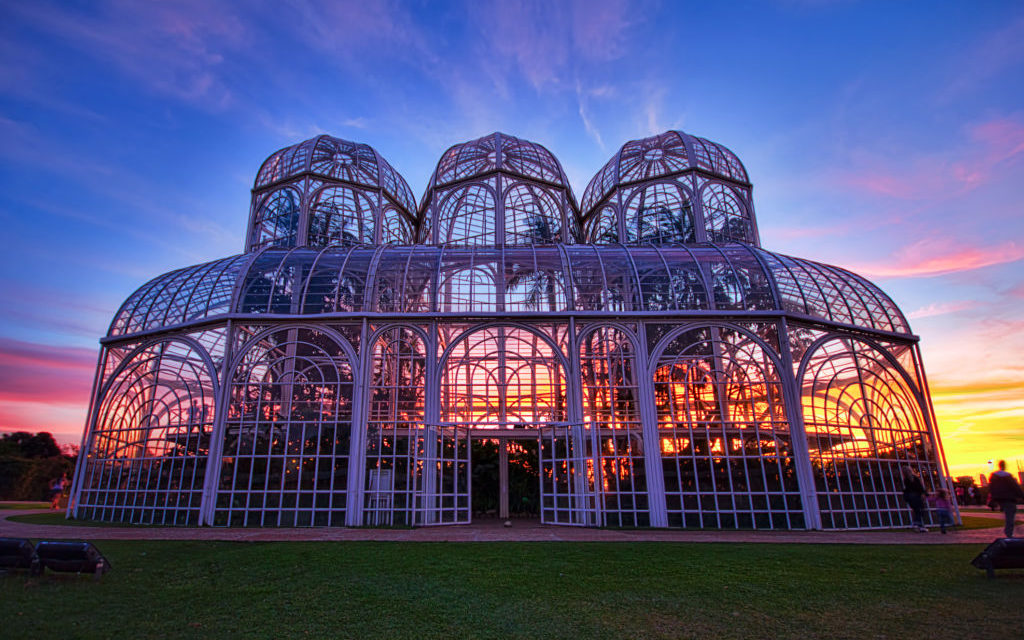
[1,431,61,458]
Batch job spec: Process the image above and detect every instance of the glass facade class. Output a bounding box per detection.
[72,130,952,530]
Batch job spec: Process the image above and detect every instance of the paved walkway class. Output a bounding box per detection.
[2,507,1016,544]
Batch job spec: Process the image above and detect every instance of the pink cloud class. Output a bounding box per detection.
[906,300,975,319]
[848,237,1024,278]
[0,338,96,405]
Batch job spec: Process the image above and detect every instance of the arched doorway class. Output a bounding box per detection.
[440,325,591,524]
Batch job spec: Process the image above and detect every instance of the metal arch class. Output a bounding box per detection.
[814,261,881,332]
[434,321,573,387]
[611,242,644,311]
[794,331,946,528]
[227,246,271,315]
[620,178,696,238]
[365,322,432,353]
[794,332,931,415]
[264,246,307,314]
[755,249,811,316]
[224,321,360,380]
[430,180,501,245]
[93,334,221,406]
[645,319,791,380]
[800,260,860,329]
[646,243,686,312]
[782,255,837,324]
[741,244,785,312]
[329,244,364,314]
[703,243,747,310]
[172,258,228,329]
[298,245,337,314]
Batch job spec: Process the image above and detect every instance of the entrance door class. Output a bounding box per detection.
[538,424,599,526]
[471,437,541,519]
[415,425,470,525]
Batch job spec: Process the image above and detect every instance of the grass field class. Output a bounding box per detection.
[1,541,1022,639]
[0,501,48,510]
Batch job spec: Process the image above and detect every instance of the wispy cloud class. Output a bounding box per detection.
[830,113,1024,200]
[468,0,636,93]
[907,300,974,319]
[848,236,1024,278]
[575,80,608,150]
[0,338,96,405]
[6,1,247,110]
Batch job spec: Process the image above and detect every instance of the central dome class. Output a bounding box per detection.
[426,131,572,190]
[420,132,579,246]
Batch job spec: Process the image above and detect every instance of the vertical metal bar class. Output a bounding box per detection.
[777,317,822,530]
[345,318,370,526]
[636,321,669,527]
[68,346,108,519]
[200,320,234,526]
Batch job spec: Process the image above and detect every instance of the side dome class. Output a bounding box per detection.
[420,132,580,246]
[247,135,416,251]
[580,130,757,246]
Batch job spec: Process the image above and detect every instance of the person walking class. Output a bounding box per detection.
[901,466,928,532]
[987,460,1024,538]
[928,488,955,534]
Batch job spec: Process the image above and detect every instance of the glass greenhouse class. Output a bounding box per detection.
[71,131,953,529]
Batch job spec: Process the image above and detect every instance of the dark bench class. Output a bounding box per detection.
[33,541,111,579]
[970,538,1024,579]
[0,537,35,572]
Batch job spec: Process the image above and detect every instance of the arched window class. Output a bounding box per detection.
[308,187,377,245]
[587,205,618,243]
[503,183,563,244]
[702,183,750,243]
[624,182,695,244]
[78,339,216,525]
[216,327,354,527]
[435,185,496,245]
[441,326,566,427]
[250,188,301,250]
[653,325,799,529]
[580,326,648,527]
[800,336,938,529]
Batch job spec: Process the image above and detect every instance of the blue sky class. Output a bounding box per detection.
[1,0,1022,476]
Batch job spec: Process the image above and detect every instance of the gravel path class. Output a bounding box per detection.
[2,507,1014,545]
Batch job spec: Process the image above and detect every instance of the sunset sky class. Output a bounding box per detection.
[1,1,1021,479]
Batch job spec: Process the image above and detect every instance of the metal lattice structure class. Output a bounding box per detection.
[72,131,953,530]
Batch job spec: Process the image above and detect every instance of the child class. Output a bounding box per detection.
[928,488,955,534]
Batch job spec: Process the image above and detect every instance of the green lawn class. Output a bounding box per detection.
[0,501,49,510]
[1,541,1021,639]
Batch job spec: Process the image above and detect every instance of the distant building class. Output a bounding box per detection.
[71,131,953,530]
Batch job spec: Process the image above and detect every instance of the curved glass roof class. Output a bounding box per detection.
[254,135,416,213]
[581,130,749,215]
[425,132,573,193]
[109,244,909,337]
